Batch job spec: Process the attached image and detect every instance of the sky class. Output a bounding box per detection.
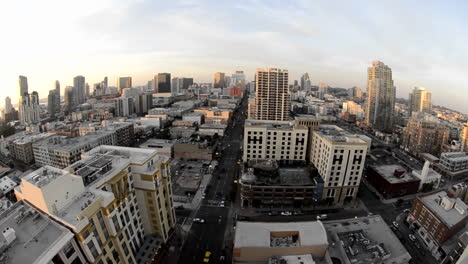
[1,0,467,113]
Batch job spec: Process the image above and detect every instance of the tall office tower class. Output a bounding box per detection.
[102,76,109,93]
[402,113,449,157]
[118,77,132,94]
[155,73,171,93]
[19,75,28,96]
[19,91,40,125]
[251,68,290,121]
[214,72,225,88]
[365,61,396,132]
[73,75,86,104]
[409,86,432,115]
[171,77,182,94]
[64,86,74,111]
[4,96,13,113]
[47,89,57,114]
[85,83,90,98]
[300,73,311,91]
[460,123,468,152]
[15,145,176,263]
[310,125,369,204]
[231,70,246,88]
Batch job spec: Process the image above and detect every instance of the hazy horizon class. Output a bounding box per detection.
[1,0,467,114]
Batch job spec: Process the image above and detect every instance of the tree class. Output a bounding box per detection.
[0,124,15,138]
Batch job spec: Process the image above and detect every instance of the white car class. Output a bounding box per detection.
[193,218,205,223]
[408,234,416,242]
[392,221,399,228]
[281,211,292,216]
[316,214,328,220]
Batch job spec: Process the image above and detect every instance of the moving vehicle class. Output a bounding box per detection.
[193,218,205,223]
[392,221,399,228]
[281,211,292,216]
[316,214,328,220]
[203,251,211,263]
[408,234,416,242]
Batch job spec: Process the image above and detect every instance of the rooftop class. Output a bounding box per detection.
[419,191,468,228]
[245,120,305,130]
[23,166,69,188]
[0,176,16,195]
[241,160,318,186]
[0,201,73,264]
[268,254,315,264]
[234,221,328,249]
[7,132,54,145]
[371,164,420,184]
[33,131,113,151]
[315,125,368,144]
[441,152,468,161]
[324,215,411,264]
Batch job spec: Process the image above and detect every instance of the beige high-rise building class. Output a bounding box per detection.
[365,61,395,132]
[460,123,468,152]
[250,68,290,121]
[214,72,225,88]
[15,145,175,264]
[409,86,432,115]
[118,77,133,94]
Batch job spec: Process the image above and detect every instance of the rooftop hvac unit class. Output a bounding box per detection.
[2,227,16,245]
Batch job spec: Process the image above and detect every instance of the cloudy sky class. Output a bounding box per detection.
[1,0,467,113]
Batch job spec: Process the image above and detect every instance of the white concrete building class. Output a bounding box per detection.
[310,125,369,204]
[412,160,441,191]
[243,120,308,162]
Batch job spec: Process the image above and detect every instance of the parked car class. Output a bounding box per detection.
[403,209,410,213]
[281,211,292,216]
[408,234,416,242]
[392,221,399,228]
[316,214,328,220]
[203,251,211,263]
[193,218,205,223]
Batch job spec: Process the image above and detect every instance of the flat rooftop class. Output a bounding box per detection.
[0,201,73,264]
[234,221,328,249]
[371,164,419,184]
[7,132,54,145]
[315,125,367,144]
[245,120,304,130]
[324,215,412,264]
[268,254,315,264]
[241,160,317,186]
[419,191,468,228]
[23,166,69,188]
[0,176,17,194]
[33,131,112,151]
[441,152,468,161]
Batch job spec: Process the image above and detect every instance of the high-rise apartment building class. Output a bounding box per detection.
[365,61,396,132]
[214,72,225,88]
[48,81,61,115]
[459,123,468,152]
[310,125,369,204]
[15,145,176,264]
[118,77,133,94]
[318,82,329,99]
[155,73,171,93]
[250,68,290,121]
[348,86,363,99]
[401,113,449,157]
[73,75,86,105]
[4,96,13,113]
[231,70,246,88]
[409,86,432,115]
[300,73,311,91]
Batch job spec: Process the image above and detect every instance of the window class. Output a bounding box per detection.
[64,242,75,258]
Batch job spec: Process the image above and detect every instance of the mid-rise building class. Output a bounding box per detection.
[348,86,363,99]
[365,61,395,132]
[194,107,232,125]
[15,145,176,264]
[171,77,193,94]
[155,73,171,93]
[310,125,369,204]
[114,97,135,117]
[0,200,87,264]
[250,68,290,121]
[402,113,449,157]
[32,131,116,168]
[317,82,328,99]
[366,164,421,199]
[214,72,225,88]
[242,119,308,162]
[439,152,468,179]
[409,86,432,114]
[6,132,54,164]
[407,191,468,260]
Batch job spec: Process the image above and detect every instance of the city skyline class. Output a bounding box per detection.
[1,0,468,114]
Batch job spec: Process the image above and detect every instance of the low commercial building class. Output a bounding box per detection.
[6,132,54,164]
[170,126,196,139]
[182,112,204,125]
[439,152,468,179]
[324,215,412,264]
[366,164,421,199]
[243,120,308,162]
[233,221,328,263]
[0,200,87,264]
[194,107,232,125]
[239,160,323,208]
[407,191,468,260]
[310,125,369,204]
[173,142,213,160]
[198,123,226,137]
[139,139,174,158]
[15,145,175,264]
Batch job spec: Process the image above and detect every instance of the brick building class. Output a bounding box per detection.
[366,164,420,199]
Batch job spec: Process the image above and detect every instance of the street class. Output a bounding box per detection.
[176,95,248,264]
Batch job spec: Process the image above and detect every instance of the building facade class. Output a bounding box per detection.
[155,73,171,93]
[365,61,395,132]
[117,77,132,94]
[214,72,225,88]
[409,86,432,114]
[310,125,369,204]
